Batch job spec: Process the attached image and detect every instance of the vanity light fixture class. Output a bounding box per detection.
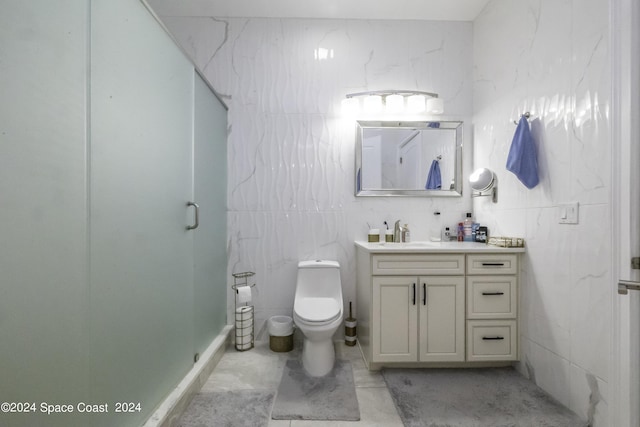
[341,90,444,116]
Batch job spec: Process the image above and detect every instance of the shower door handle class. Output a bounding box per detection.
[618,280,640,295]
[186,201,199,230]
[619,258,640,294]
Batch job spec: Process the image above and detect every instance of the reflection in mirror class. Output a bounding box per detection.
[355,120,463,197]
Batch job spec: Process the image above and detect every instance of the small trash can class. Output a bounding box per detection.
[268,315,294,352]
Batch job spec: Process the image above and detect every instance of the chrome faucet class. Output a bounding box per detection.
[394,220,402,243]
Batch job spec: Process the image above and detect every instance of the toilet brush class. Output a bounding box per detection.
[345,301,357,346]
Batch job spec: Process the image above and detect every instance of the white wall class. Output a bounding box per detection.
[473,0,610,425]
[153,2,613,424]
[156,16,475,332]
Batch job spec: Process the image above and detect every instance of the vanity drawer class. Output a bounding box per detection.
[467,276,517,319]
[466,254,518,275]
[466,320,517,361]
[372,254,465,275]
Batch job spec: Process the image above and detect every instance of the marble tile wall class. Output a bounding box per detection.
[156,16,475,334]
[152,2,611,424]
[472,0,611,425]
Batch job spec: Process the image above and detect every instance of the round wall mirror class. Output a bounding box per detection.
[469,168,495,192]
[469,168,497,202]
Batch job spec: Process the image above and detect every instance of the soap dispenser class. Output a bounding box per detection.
[402,224,410,242]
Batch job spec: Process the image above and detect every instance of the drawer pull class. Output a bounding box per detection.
[482,292,505,296]
[482,262,505,267]
[423,283,426,305]
[482,336,505,340]
[412,283,416,305]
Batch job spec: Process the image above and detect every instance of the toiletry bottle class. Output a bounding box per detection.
[463,213,474,242]
[457,222,464,241]
[472,222,480,241]
[402,224,410,242]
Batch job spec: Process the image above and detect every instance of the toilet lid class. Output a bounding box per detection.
[295,297,341,323]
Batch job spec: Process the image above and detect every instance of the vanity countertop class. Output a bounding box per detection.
[355,240,526,253]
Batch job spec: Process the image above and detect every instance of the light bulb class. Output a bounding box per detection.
[385,94,404,113]
[363,95,383,114]
[341,97,360,116]
[426,97,444,114]
[407,94,426,113]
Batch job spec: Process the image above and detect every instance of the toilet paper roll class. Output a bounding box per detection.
[235,318,253,330]
[236,286,252,304]
[234,305,254,351]
[235,305,253,316]
[235,306,254,336]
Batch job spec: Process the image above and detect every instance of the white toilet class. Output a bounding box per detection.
[293,260,344,377]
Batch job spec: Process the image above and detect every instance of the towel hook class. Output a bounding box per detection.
[513,112,531,125]
[435,155,442,161]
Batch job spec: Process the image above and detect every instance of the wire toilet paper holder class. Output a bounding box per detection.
[232,271,256,351]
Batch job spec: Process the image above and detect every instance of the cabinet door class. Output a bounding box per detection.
[372,276,418,362]
[419,276,465,362]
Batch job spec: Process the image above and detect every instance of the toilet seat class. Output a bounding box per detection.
[294,297,341,324]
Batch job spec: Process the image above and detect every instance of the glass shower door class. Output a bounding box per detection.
[193,71,228,356]
[90,1,194,425]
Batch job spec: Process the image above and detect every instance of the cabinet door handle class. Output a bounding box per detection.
[423,283,426,305]
[186,201,199,230]
[482,336,505,340]
[412,283,416,305]
[482,292,505,296]
[482,262,505,267]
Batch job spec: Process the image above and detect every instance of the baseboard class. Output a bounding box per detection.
[142,325,233,427]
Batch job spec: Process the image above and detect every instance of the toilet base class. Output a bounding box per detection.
[302,338,335,377]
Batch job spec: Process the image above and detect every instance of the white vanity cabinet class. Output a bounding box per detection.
[356,242,523,370]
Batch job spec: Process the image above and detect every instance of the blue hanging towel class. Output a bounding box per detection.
[506,116,539,189]
[425,160,442,189]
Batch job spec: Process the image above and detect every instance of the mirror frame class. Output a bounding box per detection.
[355,120,463,197]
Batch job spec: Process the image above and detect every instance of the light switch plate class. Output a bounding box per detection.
[559,202,579,224]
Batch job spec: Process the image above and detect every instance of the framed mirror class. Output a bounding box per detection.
[355,120,463,197]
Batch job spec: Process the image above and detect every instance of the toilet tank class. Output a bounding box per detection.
[296,260,342,300]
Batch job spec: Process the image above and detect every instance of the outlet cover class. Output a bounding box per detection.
[559,202,579,224]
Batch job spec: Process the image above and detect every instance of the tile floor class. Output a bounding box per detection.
[200,337,404,427]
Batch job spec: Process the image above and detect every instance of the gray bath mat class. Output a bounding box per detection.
[178,390,275,427]
[271,358,360,421]
[382,367,586,427]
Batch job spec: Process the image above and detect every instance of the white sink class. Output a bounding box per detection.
[379,241,441,248]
